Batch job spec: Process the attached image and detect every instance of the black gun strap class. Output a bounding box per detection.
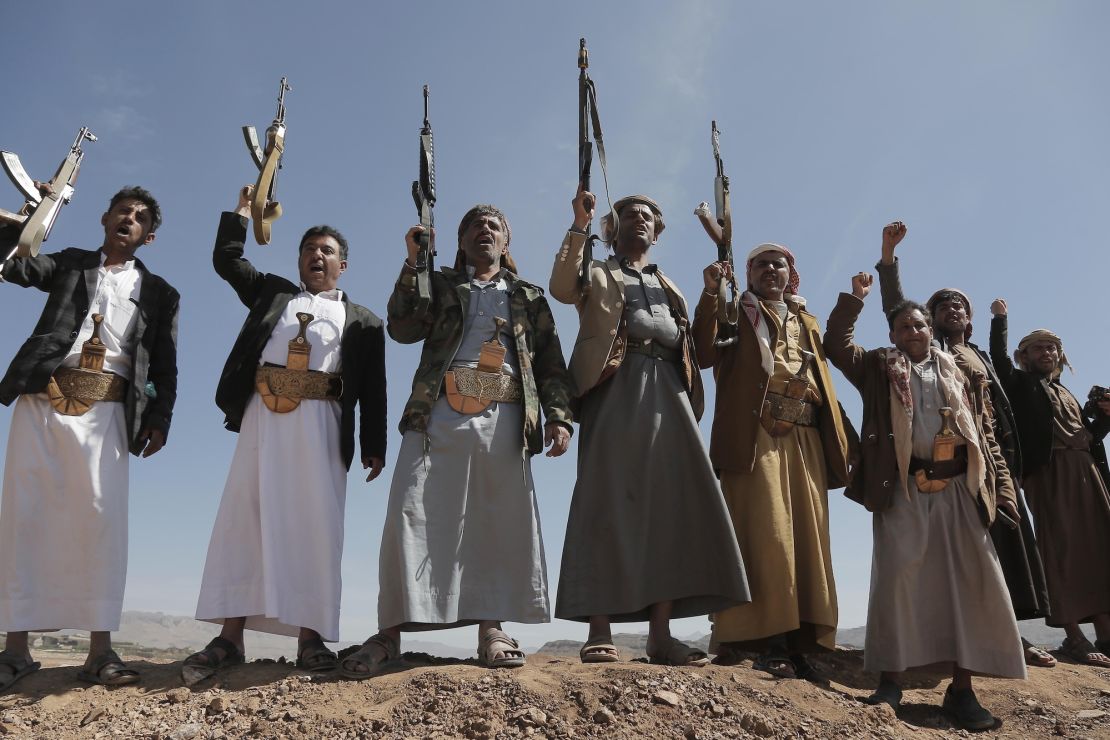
[585,79,615,239]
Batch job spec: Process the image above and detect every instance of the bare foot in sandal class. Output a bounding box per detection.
[647,636,710,667]
[478,624,526,668]
[580,635,620,663]
[341,632,400,680]
[1022,638,1056,668]
[1059,635,1110,668]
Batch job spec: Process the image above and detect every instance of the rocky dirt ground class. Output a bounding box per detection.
[1,647,1109,739]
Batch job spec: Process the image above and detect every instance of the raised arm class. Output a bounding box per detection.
[988,298,1015,382]
[875,220,908,315]
[549,186,595,305]
[386,225,437,344]
[213,185,266,307]
[691,260,734,369]
[822,272,875,389]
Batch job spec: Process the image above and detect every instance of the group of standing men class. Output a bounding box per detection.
[0,178,1108,733]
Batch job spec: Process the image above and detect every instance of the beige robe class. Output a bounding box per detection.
[711,301,837,652]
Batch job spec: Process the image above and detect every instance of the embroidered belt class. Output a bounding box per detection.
[255,365,341,414]
[447,366,522,404]
[763,390,818,427]
[47,367,127,416]
[625,337,680,363]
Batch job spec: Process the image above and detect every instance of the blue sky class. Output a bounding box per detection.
[1,1,1107,650]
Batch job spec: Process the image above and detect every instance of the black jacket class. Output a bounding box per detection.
[989,313,1110,479]
[212,212,386,469]
[0,226,179,455]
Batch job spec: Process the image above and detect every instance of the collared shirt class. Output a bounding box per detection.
[908,353,965,458]
[761,298,822,403]
[620,260,680,349]
[259,288,346,373]
[451,270,519,376]
[61,252,143,380]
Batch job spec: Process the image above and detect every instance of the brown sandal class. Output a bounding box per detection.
[648,637,709,667]
[479,629,526,668]
[579,636,620,664]
[340,632,400,680]
[1059,636,1110,667]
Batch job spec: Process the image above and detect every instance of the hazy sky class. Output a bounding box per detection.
[2,1,1107,651]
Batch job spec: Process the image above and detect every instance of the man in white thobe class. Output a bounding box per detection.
[183,185,386,684]
[0,186,179,690]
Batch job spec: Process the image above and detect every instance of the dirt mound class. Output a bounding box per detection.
[1,648,1109,738]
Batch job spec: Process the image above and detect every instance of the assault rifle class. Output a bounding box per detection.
[695,120,740,347]
[1,127,97,261]
[243,77,291,245]
[577,38,612,298]
[411,85,436,309]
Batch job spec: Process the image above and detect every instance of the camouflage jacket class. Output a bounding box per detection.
[389,264,574,455]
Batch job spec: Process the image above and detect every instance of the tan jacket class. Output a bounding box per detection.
[549,229,704,418]
[692,289,852,484]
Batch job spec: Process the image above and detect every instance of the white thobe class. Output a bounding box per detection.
[0,255,141,631]
[195,289,349,641]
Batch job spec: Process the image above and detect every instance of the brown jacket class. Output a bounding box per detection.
[823,292,1016,524]
[691,289,851,484]
[549,229,703,417]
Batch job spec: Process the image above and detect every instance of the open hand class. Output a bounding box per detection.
[851,272,874,299]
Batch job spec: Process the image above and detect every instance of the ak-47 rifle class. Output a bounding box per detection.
[695,120,739,347]
[577,38,613,298]
[243,77,291,245]
[411,85,436,309]
[1,127,97,262]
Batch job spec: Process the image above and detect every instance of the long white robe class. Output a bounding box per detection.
[0,255,142,632]
[195,290,348,642]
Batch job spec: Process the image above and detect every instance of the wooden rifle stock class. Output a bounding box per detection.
[0,126,96,263]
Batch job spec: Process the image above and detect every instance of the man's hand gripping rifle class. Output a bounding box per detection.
[411,85,436,310]
[695,121,739,347]
[243,77,291,245]
[1,127,97,263]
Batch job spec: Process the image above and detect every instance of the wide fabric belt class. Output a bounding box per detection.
[447,366,522,404]
[47,367,127,416]
[909,446,969,494]
[255,365,341,414]
[625,337,680,363]
[763,390,818,428]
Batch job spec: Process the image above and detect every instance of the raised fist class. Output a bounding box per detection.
[881,221,907,253]
[852,272,874,299]
[990,298,1007,316]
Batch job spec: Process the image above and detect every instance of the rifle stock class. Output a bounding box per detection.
[1,126,96,262]
[242,77,290,245]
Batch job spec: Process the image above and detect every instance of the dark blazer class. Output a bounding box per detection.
[0,225,179,455]
[212,212,386,470]
[989,313,1109,479]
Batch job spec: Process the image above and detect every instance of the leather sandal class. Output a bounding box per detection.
[77,649,139,687]
[0,652,40,693]
[478,629,526,668]
[181,636,244,686]
[648,637,710,667]
[579,636,620,664]
[1059,635,1110,668]
[340,632,400,680]
[296,636,339,673]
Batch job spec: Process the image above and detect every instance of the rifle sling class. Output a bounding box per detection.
[251,135,285,245]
